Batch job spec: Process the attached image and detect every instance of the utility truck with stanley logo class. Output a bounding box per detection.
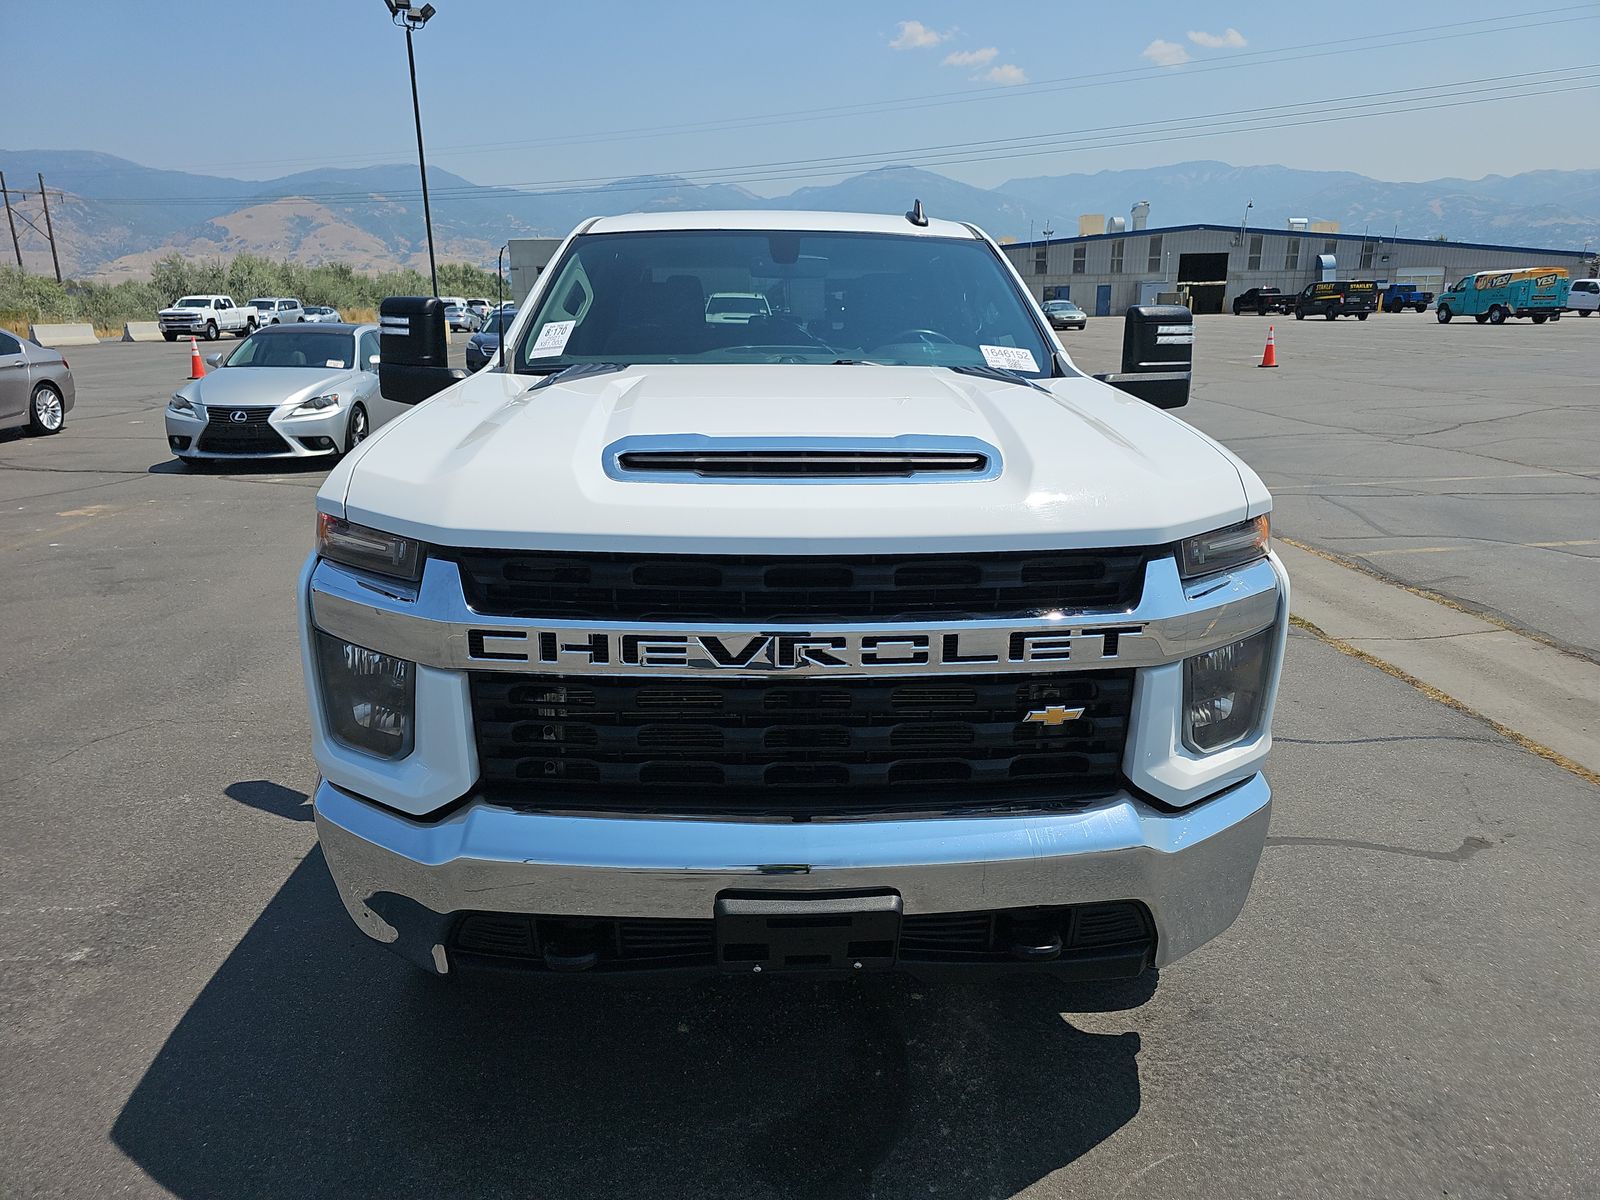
[299,209,1288,982]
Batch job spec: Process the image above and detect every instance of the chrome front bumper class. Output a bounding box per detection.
[314,772,1271,976]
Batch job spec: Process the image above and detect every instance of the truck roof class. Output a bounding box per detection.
[583,209,981,239]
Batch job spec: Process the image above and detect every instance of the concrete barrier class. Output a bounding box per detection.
[122,321,164,343]
[28,322,99,347]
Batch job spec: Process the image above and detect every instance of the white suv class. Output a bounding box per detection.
[249,297,305,325]
[1568,278,1599,316]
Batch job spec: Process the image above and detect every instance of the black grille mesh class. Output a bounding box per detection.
[451,547,1149,622]
[197,408,288,454]
[470,670,1133,813]
[449,902,1152,971]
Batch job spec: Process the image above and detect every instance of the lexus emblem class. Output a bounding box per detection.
[230,410,249,424]
[1022,705,1085,726]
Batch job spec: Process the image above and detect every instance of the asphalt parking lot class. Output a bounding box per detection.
[1071,313,1600,659]
[2,327,1597,1198]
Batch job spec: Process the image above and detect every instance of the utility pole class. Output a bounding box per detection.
[1,172,21,270]
[38,174,62,283]
[386,1,441,299]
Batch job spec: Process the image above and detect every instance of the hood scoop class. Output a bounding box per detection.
[606,435,1000,482]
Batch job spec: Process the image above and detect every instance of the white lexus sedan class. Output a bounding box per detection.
[165,323,403,466]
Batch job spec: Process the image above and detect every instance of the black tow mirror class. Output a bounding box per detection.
[379,296,466,405]
[1092,305,1192,409]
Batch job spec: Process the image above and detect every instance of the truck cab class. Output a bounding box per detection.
[298,210,1287,983]
[1435,268,1571,324]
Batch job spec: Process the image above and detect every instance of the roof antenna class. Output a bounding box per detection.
[905,198,929,227]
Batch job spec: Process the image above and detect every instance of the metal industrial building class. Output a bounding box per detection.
[1001,224,1594,316]
[507,237,562,305]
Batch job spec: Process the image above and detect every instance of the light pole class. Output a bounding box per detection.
[1040,225,1053,298]
[385,0,439,299]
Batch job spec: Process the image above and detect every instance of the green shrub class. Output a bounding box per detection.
[0,256,505,331]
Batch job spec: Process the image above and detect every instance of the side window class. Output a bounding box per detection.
[359,330,379,370]
[0,331,22,355]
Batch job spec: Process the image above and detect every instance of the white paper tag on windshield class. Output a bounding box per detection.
[980,344,1039,373]
[527,320,575,358]
[325,359,344,368]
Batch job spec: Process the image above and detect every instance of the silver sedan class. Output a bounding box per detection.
[0,329,75,436]
[165,323,403,465]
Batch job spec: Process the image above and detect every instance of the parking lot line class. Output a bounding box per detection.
[1356,539,1599,556]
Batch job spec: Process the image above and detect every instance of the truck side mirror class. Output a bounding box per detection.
[379,296,466,405]
[1092,305,1192,409]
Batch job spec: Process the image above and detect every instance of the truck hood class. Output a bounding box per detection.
[159,306,208,316]
[329,364,1264,552]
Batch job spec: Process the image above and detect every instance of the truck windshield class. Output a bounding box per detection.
[175,297,210,307]
[510,229,1054,377]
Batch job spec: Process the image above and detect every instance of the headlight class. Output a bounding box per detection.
[293,392,339,415]
[1183,626,1275,752]
[1178,516,1269,581]
[314,632,415,759]
[169,393,203,418]
[317,513,423,581]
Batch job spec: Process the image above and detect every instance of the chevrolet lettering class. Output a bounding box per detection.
[464,625,1146,673]
[299,210,1289,983]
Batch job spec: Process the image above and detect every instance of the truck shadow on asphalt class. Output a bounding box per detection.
[111,847,1153,1200]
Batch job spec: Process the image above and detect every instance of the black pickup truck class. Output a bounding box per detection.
[1231,287,1290,315]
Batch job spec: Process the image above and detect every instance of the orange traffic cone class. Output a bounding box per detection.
[188,336,206,380]
[1258,325,1278,368]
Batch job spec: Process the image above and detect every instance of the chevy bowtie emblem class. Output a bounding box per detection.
[1022,705,1085,726]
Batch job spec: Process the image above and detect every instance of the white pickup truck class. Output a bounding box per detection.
[157,294,256,342]
[299,209,1288,982]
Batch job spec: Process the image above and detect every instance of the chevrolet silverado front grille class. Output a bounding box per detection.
[469,669,1134,814]
[450,547,1149,622]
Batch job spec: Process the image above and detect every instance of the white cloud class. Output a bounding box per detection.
[890,20,947,49]
[943,46,999,67]
[1141,39,1191,67]
[976,63,1028,85]
[1188,28,1247,49]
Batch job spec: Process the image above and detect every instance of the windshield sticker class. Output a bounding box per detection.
[326,359,344,368]
[528,320,576,358]
[980,344,1039,373]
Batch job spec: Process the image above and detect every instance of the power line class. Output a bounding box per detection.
[110,8,1600,177]
[81,65,1600,208]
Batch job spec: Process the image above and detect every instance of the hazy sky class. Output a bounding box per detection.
[9,1,1598,190]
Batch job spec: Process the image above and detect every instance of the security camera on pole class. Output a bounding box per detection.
[384,0,440,301]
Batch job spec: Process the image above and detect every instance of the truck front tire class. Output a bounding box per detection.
[1436,306,1452,323]
[163,331,178,342]
[205,321,218,341]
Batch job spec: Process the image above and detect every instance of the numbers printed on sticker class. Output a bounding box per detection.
[528,320,576,358]
[980,344,1039,373]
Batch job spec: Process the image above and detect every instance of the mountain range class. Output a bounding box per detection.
[2,149,1595,279]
